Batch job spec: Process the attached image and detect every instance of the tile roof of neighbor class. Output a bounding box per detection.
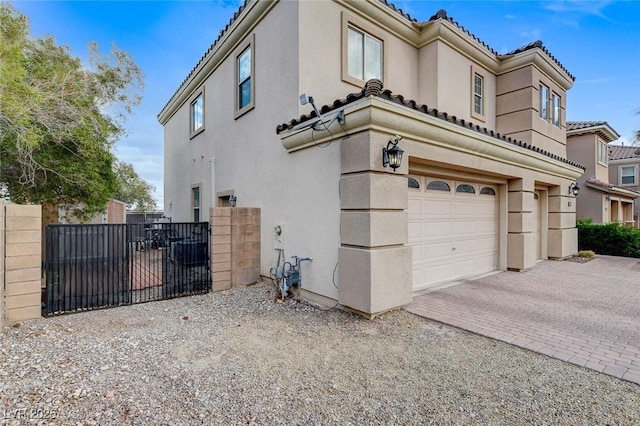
[276,79,584,170]
[566,121,610,131]
[609,145,640,160]
[586,178,640,196]
[159,0,574,118]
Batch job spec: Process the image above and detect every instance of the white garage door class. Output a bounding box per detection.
[408,177,499,292]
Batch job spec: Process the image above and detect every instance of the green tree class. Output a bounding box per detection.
[0,2,144,218]
[114,161,157,212]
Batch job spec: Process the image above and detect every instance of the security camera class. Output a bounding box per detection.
[299,93,313,106]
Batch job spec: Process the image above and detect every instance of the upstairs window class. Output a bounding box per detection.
[620,166,637,185]
[598,141,608,166]
[190,93,204,135]
[235,35,255,118]
[539,84,549,120]
[238,47,252,109]
[551,93,561,127]
[347,26,382,82]
[473,73,484,116]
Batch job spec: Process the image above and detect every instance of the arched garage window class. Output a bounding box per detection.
[456,184,475,194]
[426,181,450,191]
[480,187,496,195]
[408,177,420,189]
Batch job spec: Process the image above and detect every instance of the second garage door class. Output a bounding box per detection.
[408,177,499,292]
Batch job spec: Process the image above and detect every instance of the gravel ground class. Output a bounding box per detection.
[2,281,640,425]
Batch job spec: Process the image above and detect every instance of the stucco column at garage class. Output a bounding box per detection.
[547,185,578,258]
[338,130,412,317]
[507,177,537,271]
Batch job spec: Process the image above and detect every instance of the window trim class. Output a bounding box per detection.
[470,67,486,121]
[234,34,255,119]
[551,92,561,127]
[341,12,386,88]
[189,89,205,138]
[597,140,608,166]
[191,185,201,222]
[620,165,637,186]
[539,83,549,120]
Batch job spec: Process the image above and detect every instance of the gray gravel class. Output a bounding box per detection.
[2,281,640,425]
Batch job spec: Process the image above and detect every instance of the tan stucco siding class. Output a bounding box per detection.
[164,1,344,300]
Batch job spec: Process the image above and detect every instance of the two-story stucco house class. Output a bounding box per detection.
[566,121,639,226]
[609,145,640,226]
[158,0,583,317]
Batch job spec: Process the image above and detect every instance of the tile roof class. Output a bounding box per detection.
[377,0,418,22]
[567,121,609,131]
[502,41,575,81]
[159,1,573,119]
[427,9,499,55]
[159,0,253,118]
[276,79,584,170]
[566,120,620,142]
[609,145,640,160]
[586,178,640,196]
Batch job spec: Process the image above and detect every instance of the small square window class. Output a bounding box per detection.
[190,93,203,134]
[621,166,637,185]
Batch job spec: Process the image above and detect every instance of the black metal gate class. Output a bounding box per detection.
[43,222,210,316]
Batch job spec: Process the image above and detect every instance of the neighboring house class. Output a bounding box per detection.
[42,200,127,225]
[158,0,584,317]
[609,145,640,226]
[566,122,639,226]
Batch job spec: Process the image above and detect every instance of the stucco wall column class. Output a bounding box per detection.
[507,178,536,270]
[338,131,411,317]
[548,185,578,258]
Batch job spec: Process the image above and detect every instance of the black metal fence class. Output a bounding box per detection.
[43,222,210,316]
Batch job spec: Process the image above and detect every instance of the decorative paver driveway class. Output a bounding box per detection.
[406,255,640,385]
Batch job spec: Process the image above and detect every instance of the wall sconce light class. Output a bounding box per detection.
[606,195,611,201]
[382,135,404,172]
[569,182,580,196]
[229,195,237,207]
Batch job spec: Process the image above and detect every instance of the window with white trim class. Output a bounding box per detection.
[620,166,637,185]
[539,84,549,120]
[473,73,484,116]
[347,26,382,82]
[598,141,608,166]
[190,93,204,135]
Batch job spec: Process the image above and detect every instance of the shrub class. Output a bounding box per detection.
[577,220,640,258]
[577,250,595,258]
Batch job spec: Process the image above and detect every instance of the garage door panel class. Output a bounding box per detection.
[424,222,452,238]
[427,199,453,215]
[408,178,499,291]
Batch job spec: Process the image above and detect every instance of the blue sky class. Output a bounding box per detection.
[13,0,640,207]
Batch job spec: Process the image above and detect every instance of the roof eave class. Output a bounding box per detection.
[157,0,278,125]
[567,124,620,142]
[499,49,574,91]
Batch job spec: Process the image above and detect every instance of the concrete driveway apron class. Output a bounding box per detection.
[406,255,640,385]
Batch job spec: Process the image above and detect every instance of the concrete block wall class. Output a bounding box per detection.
[210,207,260,291]
[1,202,42,323]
